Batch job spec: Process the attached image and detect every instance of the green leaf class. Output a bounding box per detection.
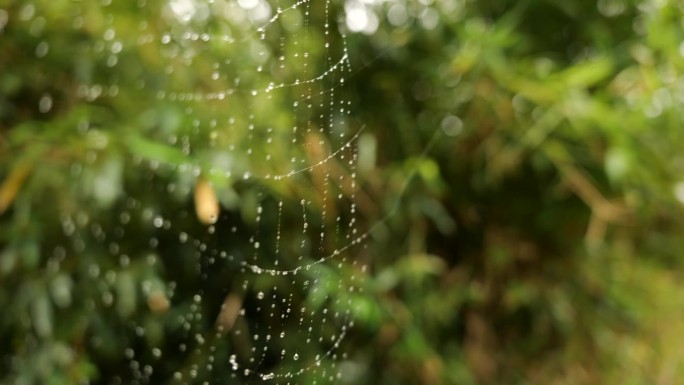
[50,274,73,309]
[605,146,631,184]
[32,291,53,338]
[116,271,137,318]
[554,57,614,89]
[125,134,188,166]
[92,155,123,207]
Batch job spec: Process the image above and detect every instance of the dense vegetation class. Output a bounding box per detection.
[2,0,684,384]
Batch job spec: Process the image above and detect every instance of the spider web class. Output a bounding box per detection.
[53,0,370,384]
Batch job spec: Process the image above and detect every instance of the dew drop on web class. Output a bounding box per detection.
[40,0,373,382]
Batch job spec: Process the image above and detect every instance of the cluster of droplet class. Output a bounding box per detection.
[36,0,369,383]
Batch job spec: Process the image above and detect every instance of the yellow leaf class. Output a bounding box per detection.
[194,177,220,225]
[0,162,32,214]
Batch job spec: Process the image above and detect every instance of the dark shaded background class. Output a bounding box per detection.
[2,0,684,384]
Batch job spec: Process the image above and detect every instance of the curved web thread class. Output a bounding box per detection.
[80,0,356,180]
[52,0,369,384]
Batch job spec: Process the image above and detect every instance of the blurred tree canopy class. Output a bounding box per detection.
[2,0,684,384]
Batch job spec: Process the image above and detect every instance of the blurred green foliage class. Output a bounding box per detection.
[2,0,684,384]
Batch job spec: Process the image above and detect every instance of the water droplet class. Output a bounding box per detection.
[19,4,34,21]
[0,9,8,30]
[35,41,49,57]
[262,373,274,380]
[441,115,463,136]
[104,28,115,41]
[124,348,135,359]
[38,94,52,113]
[111,41,123,54]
